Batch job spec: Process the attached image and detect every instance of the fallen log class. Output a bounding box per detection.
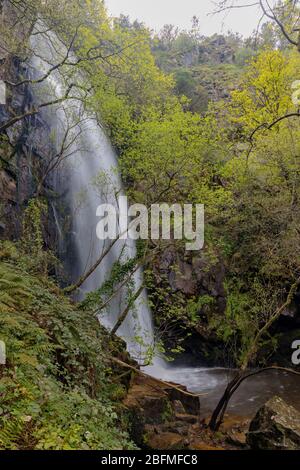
[110,356,208,399]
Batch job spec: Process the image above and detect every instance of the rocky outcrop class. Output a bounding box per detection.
[0,1,33,62]
[0,2,59,246]
[150,245,226,364]
[124,374,201,449]
[246,396,300,450]
[124,373,252,450]
[157,247,226,304]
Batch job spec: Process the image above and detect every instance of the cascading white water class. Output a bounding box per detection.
[29,24,162,366]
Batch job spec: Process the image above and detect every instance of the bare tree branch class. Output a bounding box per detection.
[0,83,76,133]
[211,1,260,14]
[110,284,144,336]
[5,27,80,87]
[111,356,208,399]
[259,0,298,46]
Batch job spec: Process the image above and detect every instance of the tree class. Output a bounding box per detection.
[206,45,300,430]
[208,277,300,430]
[213,1,300,49]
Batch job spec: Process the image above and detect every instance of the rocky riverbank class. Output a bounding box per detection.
[123,373,300,450]
[123,373,249,450]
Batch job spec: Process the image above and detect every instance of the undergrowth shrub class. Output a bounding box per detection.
[0,242,135,450]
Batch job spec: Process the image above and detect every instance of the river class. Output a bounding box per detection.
[148,361,300,417]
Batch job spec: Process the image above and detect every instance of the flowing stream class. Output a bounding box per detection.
[148,362,300,417]
[29,25,300,418]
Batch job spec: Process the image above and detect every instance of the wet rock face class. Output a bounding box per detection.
[0,1,33,61]
[158,247,226,304]
[0,169,16,202]
[246,396,300,450]
[124,374,251,450]
[124,374,200,449]
[151,246,227,364]
[0,64,38,238]
[0,4,57,244]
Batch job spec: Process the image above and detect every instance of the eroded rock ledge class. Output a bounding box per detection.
[124,373,200,449]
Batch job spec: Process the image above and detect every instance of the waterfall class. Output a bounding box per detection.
[21,24,300,415]
[29,24,161,366]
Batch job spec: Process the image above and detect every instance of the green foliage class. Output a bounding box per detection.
[20,199,58,275]
[209,278,280,367]
[204,48,300,366]
[224,49,300,134]
[0,245,135,450]
[187,295,215,326]
[80,257,137,312]
[152,26,252,108]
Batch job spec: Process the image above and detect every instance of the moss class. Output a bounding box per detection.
[161,401,174,424]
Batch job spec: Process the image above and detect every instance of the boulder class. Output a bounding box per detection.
[124,374,200,448]
[247,396,300,450]
[146,432,186,450]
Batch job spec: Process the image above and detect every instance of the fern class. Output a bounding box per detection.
[0,418,25,450]
[0,264,32,311]
[0,248,136,450]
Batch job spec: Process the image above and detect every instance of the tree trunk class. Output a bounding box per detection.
[208,372,242,431]
[110,284,144,337]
